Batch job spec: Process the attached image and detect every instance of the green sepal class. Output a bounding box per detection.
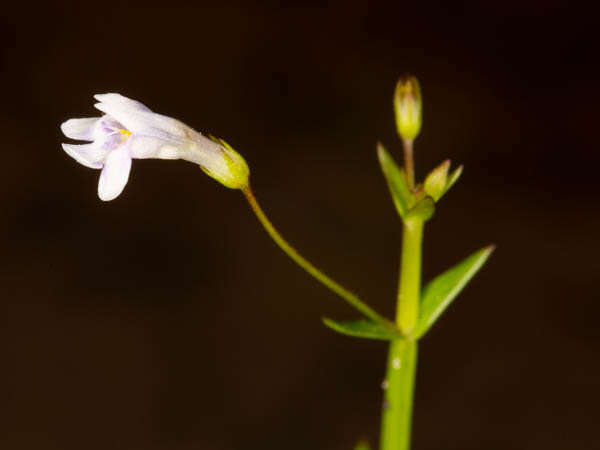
[406,197,435,222]
[445,165,463,192]
[354,440,371,450]
[322,317,402,341]
[415,245,495,338]
[206,134,222,145]
[377,142,415,217]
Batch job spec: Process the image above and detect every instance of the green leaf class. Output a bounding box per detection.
[377,143,414,217]
[354,440,371,450]
[323,317,402,341]
[416,245,495,338]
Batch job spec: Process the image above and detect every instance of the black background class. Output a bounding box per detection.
[2,1,599,449]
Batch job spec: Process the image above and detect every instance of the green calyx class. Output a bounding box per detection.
[203,136,250,189]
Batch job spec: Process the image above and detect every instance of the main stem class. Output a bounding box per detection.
[380,338,418,450]
[242,187,390,326]
[396,220,423,335]
[380,218,424,450]
[379,134,423,450]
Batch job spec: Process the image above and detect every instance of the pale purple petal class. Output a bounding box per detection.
[128,135,182,160]
[93,93,152,113]
[94,99,193,141]
[97,145,132,201]
[61,118,99,141]
[93,115,125,137]
[62,143,108,169]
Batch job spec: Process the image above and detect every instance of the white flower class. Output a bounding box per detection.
[61,93,249,201]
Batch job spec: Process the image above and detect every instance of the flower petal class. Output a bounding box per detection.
[93,93,151,113]
[61,117,99,141]
[94,114,126,136]
[97,145,132,201]
[94,96,192,142]
[62,143,108,169]
[127,135,183,160]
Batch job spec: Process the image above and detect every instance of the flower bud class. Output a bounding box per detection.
[423,160,463,202]
[394,76,422,141]
[424,160,450,201]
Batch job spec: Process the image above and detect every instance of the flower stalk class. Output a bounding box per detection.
[402,139,415,189]
[242,187,391,327]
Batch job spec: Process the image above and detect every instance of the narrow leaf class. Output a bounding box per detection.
[323,317,402,341]
[416,245,495,338]
[377,143,414,217]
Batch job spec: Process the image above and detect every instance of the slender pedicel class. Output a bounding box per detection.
[242,186,392,327]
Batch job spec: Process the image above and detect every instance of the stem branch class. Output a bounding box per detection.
[243,187,390,326]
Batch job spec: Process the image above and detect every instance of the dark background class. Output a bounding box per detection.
[2,1,599,449]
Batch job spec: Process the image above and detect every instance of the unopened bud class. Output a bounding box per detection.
[424,160,450,201]
[394,76,422,141]
[423,160,463,202]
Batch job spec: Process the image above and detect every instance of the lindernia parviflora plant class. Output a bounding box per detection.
[61,77,493,450]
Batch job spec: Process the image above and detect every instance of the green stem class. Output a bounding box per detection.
[396,219,423,335]
[402,139,415,189]
[380,218,424,450]
[242,187,390,326]
[380,339,417,450]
